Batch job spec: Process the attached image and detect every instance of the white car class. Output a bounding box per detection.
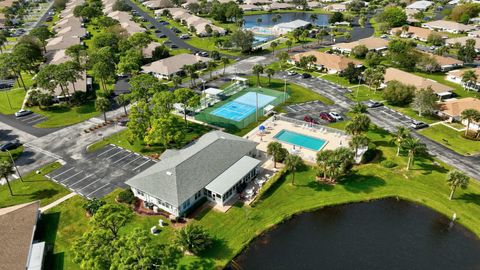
[328,112,343,121]
[15,109,32,117]
[287,71,297,76]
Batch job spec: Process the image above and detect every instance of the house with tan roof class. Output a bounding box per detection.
[46,35,81,51]
[142,41,163,59]
[289,50,363,74]
[468,29,480,38]
[266,2,295,10]
[422,20,476,34]
[384,68,453,98]
[141,53,212,79]
[333,37,389,54]
[324,3,346,12]
[446,68,480,91]
[445,36,480,52]
[425,53,463,71]
[144,0,173,9]
[390,26,445,42]
[239,4,262,11]
[438,97,480,129]
[0,201,45,270]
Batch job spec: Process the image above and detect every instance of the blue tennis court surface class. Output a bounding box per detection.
[211,92,276,121]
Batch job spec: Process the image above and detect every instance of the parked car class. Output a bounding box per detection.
[169,44,178,49]
[328,112,343,121]
[364,100,383,108]
[302,73,312,79]
[410,120,429,130]
[157,33,166,38]
[179,34,190,39]
[287,71,297,76]
[170,27,180,33]
[45,16,53,22]
[199,51,209,57]
[304,115,318,124]
[0,139,21,151]
[319,112,335,122]
[15,109,32,117]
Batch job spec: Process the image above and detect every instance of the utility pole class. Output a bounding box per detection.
[3,149,23,182]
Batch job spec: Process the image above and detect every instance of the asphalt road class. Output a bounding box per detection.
[0,113,61,137]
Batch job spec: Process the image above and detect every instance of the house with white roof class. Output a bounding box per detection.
[272,19,311,34]
[422,20,476,34]
[406,1,433,11]
[126,131,260,217]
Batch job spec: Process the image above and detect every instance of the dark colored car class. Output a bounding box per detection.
[302,73,312,79]
[0,140,21,151]
[169,44,178,49]
[45,16,53,22]
[364,100,383,108]
[157,33,166,38]
[170,27,180,33]
[304,115,318,124]
[319,112,335,122]
[410,120,429,130]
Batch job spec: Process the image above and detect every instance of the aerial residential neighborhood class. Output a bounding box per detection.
[1,0,480,269]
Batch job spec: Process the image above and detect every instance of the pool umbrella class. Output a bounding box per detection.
[259,125,266,132]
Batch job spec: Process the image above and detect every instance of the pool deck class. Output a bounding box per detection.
[246,117,350,163]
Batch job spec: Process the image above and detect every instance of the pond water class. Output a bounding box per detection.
[231,199,480,270]
[243,12,329,29]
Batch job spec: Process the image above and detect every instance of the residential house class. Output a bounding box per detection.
[333,37,389,54]
[159,8,226,36]
[468,29,480,38]
[289,50,363,74]
[421,20,476,34]
[126,131,260,217]
[143,0,173,9]
[429,53,463,71]
[384,67,453,98]
[45,35,81,51]
[445,36,480,52]
[406,0,433,11]
[324,3,346,12]
[142,41,163,59]
[446,68,480,91]
[438,97,480,130]
[265,2,294,10]
[390,26,445,42]
[239,4,262,11]
[0,201,46,270]
[244,0,271,4]
[141,53,212,79]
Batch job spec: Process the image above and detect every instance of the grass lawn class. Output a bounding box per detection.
[388,105,441,124]
[40,123,480,269]
[87,120,212,156]
[0,162,70,208]
[0,88,26,114]
[0,146,24,163]
[321,74,356,87]
[346,85,383,102]
[413,71,480,99]
[419,124,480,155]
[32,101,99,128]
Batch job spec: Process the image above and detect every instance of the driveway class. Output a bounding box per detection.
[0,113,61,138]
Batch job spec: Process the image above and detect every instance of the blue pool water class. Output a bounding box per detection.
[211,92,276,121]
[274,130,327,151]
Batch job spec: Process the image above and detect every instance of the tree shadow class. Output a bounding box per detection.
[458,193,480,206]
[198,237,233,262]
[178,258,216,270]
[29,188,60,201]
[338,173,386,194]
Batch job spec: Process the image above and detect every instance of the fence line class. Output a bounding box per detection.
[275,115,347,135]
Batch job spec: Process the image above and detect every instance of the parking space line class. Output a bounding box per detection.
[20,114,40,122]
[106,149,126,159]
[97,146,116,157]
[50,167,75,178]
[27,116,46,124]
[60,171,83,183]
[70,174,94,187]
[85,183,111,198]
[123,156,142,166]
[78,178,102,191]
[111,153,135,165]
[133,160,151,171]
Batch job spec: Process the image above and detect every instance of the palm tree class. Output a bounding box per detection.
[393,126,411,156]
[252,64,264,87]
[446,170,469,200]
[345,114,371,135]
[401,137,427,170]
[265,68,275,85]
[0,161,14,196]
[285,154,303,185]
[461,70,477,91]
[206,61,217,80]
[286,40,292,52]
[116,94,129,116]
[316,150,333,180]
[270,41,278,55]
[461,109,480,136]
[95,97,111,123]
[349,103,367,114]
[267,141,285,168]
[221,57,229,75]
[349,134,370,156]
[172,75,182,89]
[175,224,213,255]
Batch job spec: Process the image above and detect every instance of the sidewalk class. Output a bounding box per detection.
[39,192,76,212]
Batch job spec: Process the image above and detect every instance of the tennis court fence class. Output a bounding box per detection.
[195,87,288,130]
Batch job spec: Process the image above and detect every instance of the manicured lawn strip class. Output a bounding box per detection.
[0,146,24,163]
[346,85,383,102]
[0,88,26,114]
[419,124,480,155]
[321,74,356,87]
[87,120,212,156]
[387,105,440,124]
[0,162,70,208]
[32,101,99,128]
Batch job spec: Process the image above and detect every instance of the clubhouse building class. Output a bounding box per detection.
[126,131,260,217]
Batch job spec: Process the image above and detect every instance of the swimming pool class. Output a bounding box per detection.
[211,92,276,121]
[274,130,327,151]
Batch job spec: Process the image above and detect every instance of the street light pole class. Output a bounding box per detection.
[4,150,23,182]
[283,76,287,102]
[4,91,12,110]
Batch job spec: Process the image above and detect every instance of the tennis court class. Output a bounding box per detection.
[211,92,277,122]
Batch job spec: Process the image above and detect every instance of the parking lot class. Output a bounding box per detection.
[284,100,349,123]
[367,106,417,132]
[46,144,156,199]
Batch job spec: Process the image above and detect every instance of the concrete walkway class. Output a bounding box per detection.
[39,192,76,212]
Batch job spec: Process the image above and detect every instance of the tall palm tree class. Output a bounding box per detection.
[461,109,480,136]
[316,150,333,180]
[252,64,264,87]
[95,97,111,123]
[116,94,129,116]
[285,154,303,185]
[401,137,427,170]
[446,170,470,200]
[267,141,284,168]
[0,161,14,196]
[206,61,217,80]
[461,70,477,91]
[265,68,275,85]
[349,134,370,156]
[286,40,292,52]
[221,57,229,75]
[270,41,278,55]
[393,126,411,156]
[345,114,371,135]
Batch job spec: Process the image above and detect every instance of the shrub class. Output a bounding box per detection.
[175,224,213,255]
[117,189,135,204]
[361,142,378,163]
[83,198,106,216]
[381,160,397,168]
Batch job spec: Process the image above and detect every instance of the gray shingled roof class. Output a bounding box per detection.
[125,131,258,207]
